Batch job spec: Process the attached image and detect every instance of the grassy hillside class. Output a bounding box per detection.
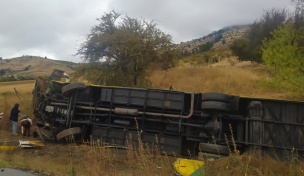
[0,56,76,77]
[149,49,292,101]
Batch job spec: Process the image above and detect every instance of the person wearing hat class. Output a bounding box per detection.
[20,115,32,137]
[9,103,20,135]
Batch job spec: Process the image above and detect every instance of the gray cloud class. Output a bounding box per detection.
[0,0,294,62]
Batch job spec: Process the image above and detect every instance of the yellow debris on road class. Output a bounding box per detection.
[0,146,18,151]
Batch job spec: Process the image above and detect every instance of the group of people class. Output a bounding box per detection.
[9,103,32,137]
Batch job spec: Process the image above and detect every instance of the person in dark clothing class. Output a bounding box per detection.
[9,103,20,135]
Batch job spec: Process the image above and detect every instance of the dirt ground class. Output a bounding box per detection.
[0,130,39,145]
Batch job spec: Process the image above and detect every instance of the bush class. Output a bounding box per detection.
[230,38,253,61]
[0,69,5,76]
[262,23,304,97]
[214,34,223,43]
[199,42,213,52]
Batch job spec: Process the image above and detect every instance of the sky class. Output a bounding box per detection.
[0,0,294,62]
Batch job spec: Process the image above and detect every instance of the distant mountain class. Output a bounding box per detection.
[173,24,250,55]
[0,55,78,77]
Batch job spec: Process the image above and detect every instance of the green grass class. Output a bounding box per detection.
[0,160,8,167]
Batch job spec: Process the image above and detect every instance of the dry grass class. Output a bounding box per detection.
[0,125,303,176]
[0,80,35,94]
[150,59,288,100]
[204,152,304,176]
[203,124,304,176]
[0,81,34,131]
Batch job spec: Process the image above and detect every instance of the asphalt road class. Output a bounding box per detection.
[0,168,38,176]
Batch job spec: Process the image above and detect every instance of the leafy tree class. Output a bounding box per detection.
[222,40,226,45]
[214,34,223,43]
[292,0,304,15]
[230,38,259,62]
[75,10,178,87]
[231,8,289,63]
[262,23,304,96]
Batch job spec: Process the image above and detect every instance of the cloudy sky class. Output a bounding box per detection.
[0,0,294,62]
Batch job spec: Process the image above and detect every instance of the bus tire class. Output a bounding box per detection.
[56,127,81,141]
[199,143,229,155]
[201,101,232,112]
[62,82,86,97]
[201,92,232,103]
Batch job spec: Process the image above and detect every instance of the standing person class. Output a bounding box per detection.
[9,103,20,135]
[20,116,32,137]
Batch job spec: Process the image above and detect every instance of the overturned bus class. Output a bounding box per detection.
[32,69,304,158]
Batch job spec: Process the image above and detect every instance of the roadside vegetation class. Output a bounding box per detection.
[0,75,35,82]
[230,0,304,98]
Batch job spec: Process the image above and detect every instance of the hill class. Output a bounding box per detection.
[174,24,250,55]
[0,56,78,77]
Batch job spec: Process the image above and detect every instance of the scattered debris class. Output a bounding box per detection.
[19,140,45,148]
[14,88,25,99]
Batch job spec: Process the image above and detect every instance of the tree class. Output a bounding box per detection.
[292,0,304,15]
[222,40,226,45]
[214,34,223,43]
[199,42,213,52]
[0,69,5,76]
[0,57,2,60]
[230,38,252,61]
[231,8,289,63]
[262,23,304,96]
[24,66,29,71]
[75,10,178,87]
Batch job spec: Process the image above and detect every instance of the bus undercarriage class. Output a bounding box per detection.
[32,70,304,159]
